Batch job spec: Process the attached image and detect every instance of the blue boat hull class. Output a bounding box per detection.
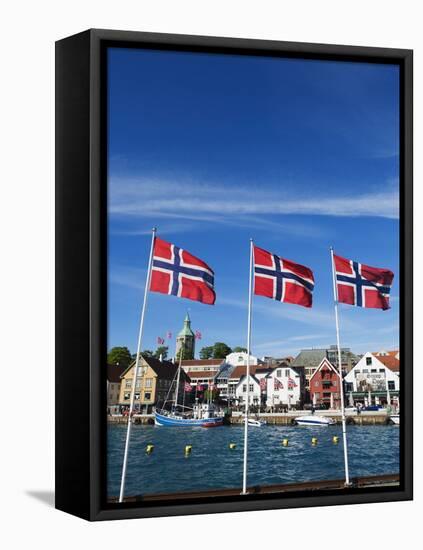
[155,411,223,427]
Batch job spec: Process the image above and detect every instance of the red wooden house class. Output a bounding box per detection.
[309,358,341,409]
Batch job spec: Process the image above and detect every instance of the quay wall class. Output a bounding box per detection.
[107,412,393,426]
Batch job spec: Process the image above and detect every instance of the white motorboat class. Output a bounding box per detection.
[390,414,400,425]
[247,418,266,427]
[295,415,336,426]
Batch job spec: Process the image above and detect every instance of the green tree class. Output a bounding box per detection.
[154,346,168,360]
[212,342,232,359]
[232,346,247,353]
[107,346,132,368]
[199,346,214,359]
[141,350,153,358]
[203,387,220,402]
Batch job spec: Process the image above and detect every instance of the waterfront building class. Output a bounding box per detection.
[235,374,262,406]
[265,364,303,410]
[118,356,190,413]
[180,358,223,390]
[292,346,358,394]
[107,363,127,413]
[214,352,261,401]
[309,358,341,409]
[175,313,195,360]
[344,352,400,407]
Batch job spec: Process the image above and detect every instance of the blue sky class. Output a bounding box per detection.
[107,47,399,358]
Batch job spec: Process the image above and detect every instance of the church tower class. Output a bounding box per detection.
[176,313,195,360]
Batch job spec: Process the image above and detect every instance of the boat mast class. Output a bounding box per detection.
[174,333,185,410]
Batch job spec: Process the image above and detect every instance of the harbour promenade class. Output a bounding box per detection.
[108,410,396,426]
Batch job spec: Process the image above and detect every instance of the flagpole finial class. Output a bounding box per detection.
[152,227,157,233]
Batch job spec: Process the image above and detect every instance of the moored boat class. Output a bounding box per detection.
[390,413,400,425]
[155,402,224,428]
[295,414,336,426]
[247,418,267,427]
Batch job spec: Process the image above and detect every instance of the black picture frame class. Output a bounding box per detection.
[55,28,413,521]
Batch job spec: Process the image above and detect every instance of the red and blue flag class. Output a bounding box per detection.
[334,253,394,310]
[253,245,314,308]
[150,237,216,305]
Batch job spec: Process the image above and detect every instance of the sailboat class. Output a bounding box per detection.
[154,328,224,427]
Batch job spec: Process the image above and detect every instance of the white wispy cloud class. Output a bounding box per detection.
[109,176,399,221]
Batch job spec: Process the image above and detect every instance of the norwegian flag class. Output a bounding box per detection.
[150,237,216,305]
[287,377,297,389]
[259,378,267,392]
[157,336,165,345]
[166,331,172,339]
[274,378,283,390]
[184,382,192,392]
[195,330,202,340]
[334,253,394,310]
[196,383,204,391]
[254,245,314,308]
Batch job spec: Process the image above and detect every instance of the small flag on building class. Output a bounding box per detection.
[184,382,192,392]
[253,245,314,308]
[195,330,202,340]
[334,253,394,310]
[157,336,165,345]
[259,378,267,391]
[287,377,297,389]
[274,378,283,390]
[150,237,216,305]
[196,383,204,391]
[167,331,172,339]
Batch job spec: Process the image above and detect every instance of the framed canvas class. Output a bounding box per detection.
[55,29,413,521]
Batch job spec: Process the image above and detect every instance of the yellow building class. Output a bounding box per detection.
[119,355,190,413]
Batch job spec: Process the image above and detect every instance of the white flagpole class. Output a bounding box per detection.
[242,238,254,495]
[330,246,351,486]
[119,227,156,502]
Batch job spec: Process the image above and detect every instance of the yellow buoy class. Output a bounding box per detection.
[146,444,154,454]
[282,439,289,447]
[184,444,192,456]
[332,436,339,444]
[229,442,236,449]
[311,437,318,445]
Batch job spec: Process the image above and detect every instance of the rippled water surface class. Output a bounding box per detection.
[107,424,399,497]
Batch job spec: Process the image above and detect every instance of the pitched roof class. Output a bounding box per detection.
[309,357,338,380]
[292,349,327,368]
[229,365,261,379]
[376,355,400,372]
[122,357,190,382]
[373,350,399,358]
[107,363,127,383]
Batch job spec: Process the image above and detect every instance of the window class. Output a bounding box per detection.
[134,392,140,400]
[242,384,247,392]
[276,369,282,377]
[285,369,290,377]
[250,384,254,392]
[124,392,130,400]
[366,357,372,366]
[315,381,319,387]
[388,381,395,391]
[144,392,151,401]
[345,382,353,392]
[135,380,141,389]
[314,393,320,399]
[363,369,369,374]
[371,369,377,373]
[379,369,385,373]
[125,379,132,389]
[145,378,152,388]
[323,392,331,398]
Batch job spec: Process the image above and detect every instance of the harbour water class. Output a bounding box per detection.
[107,424,399,497]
